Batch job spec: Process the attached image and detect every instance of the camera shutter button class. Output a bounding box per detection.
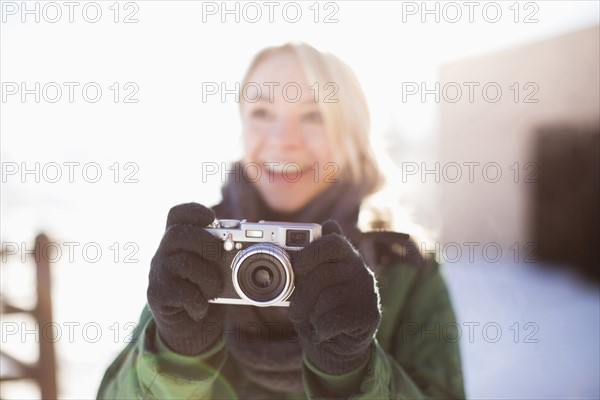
[224,233,235,251]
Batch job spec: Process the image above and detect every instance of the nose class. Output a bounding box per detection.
[271,114,301,148]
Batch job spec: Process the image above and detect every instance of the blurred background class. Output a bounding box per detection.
[1,1,599,398]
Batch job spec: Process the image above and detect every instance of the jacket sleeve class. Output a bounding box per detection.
[302,258,466,399]
[97,306,229,399]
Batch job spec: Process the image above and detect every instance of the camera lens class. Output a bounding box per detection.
[232,243,294,306]
[252,267,274,288]
[238,255,285,302]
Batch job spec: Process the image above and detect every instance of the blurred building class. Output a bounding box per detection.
[439,25,599,279]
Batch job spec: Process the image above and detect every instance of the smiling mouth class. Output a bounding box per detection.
[261,162,312,183]
[262,162,314,173]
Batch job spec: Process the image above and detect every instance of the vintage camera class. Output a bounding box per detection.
[205,219,321,307]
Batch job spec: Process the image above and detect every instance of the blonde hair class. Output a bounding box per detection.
[239,42,385,195]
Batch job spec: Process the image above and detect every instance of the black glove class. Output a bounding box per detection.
[147,203,226,355]
[289,220,382,375]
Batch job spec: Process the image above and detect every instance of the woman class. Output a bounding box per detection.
[97,42,465,399]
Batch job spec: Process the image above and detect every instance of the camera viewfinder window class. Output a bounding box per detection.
[286,230,310,247]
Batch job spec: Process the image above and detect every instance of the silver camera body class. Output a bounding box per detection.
[205,219,321,307]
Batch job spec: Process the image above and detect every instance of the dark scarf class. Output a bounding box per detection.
[213,163,370,393]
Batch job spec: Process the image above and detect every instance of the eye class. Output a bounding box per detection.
[251,108,270,119]
[302,111,323,124]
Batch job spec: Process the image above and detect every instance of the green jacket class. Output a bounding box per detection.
[97,232,465,399]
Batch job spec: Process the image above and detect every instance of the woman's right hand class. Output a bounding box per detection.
[147,203,226,355]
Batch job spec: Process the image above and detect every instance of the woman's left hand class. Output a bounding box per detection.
[289,220,382,375]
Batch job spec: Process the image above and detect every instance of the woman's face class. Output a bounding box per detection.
[241,52,335,213]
